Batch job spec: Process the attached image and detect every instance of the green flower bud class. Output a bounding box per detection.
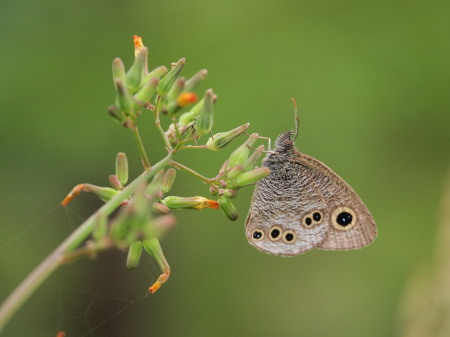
[161,168,176,194]
[218,196,239,221]
[157,58,186,96]
[109,175,123,190]
[243,145,265,172]
[209,186,218,196]
[195,89,215,137]
[162,196,219,210]
[126,241,143,270]
[184,69,208,92]
[61,184,119,206]
[168,77,185,102]
[134,77,159,105]
[206,123,250,151]
[112,58,126,83]
[116,152,129,185]
[142,65,169,84]
[115,79,134,116]
[235,167,271,186]
[108,105,123,122]
[126,47,148,93]
[228,133,259,167]
[92,214,108,241]
[227,165,244,180]
[223,189,237,198]
[146,170,165,195]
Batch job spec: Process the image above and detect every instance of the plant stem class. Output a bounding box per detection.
[170,160,214,186]
[0,153,172,333]
[131,126,151,170]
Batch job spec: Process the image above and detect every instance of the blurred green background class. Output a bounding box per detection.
[1,0,449,336]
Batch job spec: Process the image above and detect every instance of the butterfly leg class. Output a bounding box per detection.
[143,238,171,293]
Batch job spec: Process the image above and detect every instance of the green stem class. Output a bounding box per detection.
[131,126,151,170]
[0,153,173,333]
[170,160,214,186]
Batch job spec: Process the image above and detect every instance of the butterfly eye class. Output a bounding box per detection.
[269,226,282,241]
[282,230,296,243]
[331,207,357,230]
[301,210,323,227]
[252,229,264,241]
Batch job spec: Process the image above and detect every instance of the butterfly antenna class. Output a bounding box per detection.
[291,97,299,141]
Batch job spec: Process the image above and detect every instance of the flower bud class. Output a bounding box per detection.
[126,241,143,270]
[184,69,208,92]
[243,145,265,172]
[126,47,148,93]
[168,77,185,101]
[228,133,259,167]
[115,79,134,115]
[218,196,239,221]
[116,152,129,185]
[134,77,159,105]
[92,214,108,241]
[223,189,237,198]
[206,123,250,151]
[153,202,171,214]
[161,168,176,194]
[61,184,119,206]
[109,175,123,190]
[108,105,123,122]
[112,58,126,83]
[146,170,165,195]
[209,186,218,196]
[157,58,185,96]
[235,167,271,186]
[227,165,244,180]
[162,196,219,210]
[142,65,168,84]
[195,89,215,137]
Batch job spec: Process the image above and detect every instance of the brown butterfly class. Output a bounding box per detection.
[245,107,377,256]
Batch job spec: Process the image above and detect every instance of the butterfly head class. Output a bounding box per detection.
[274,131,295,153]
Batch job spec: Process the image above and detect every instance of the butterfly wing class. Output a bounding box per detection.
[245,151,377,256]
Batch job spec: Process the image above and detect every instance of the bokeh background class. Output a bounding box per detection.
[1,0,449,336]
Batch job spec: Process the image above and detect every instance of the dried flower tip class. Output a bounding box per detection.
[142,238,170,293]
[235,167,271,186]
[206,123,250,151]
[126,241,143,270]
[177,92,198,107]
[218,196,239,221]
[162,196,219,210]
[133,35,145,57]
